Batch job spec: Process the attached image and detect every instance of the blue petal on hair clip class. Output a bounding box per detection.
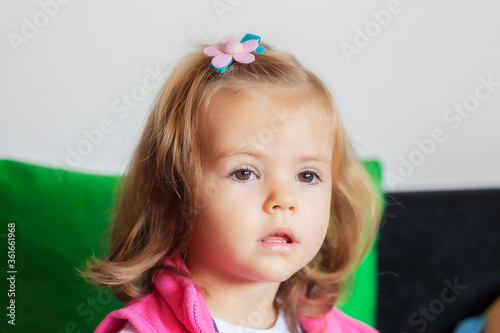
[210,59,233,73]
[240,33,265,54]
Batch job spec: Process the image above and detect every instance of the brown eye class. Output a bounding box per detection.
[297,171,320,184]
[229,168,256,181]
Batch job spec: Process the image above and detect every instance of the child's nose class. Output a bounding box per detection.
[263,183,298,214]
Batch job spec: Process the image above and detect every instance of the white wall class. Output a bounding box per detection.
[1,0,499,192]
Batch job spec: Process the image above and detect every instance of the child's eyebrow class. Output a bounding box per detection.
[216,148,332,165]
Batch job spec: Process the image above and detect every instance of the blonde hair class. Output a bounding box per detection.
[82,42,382,333]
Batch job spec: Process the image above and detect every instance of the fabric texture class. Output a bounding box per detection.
[212,312,290,333]
[95,256,378,333]
[377,189,500,332]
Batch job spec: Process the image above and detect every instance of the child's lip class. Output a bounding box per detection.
[259,227,297,244]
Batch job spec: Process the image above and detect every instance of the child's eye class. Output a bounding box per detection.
[297,171,322,184]
[229,168,257,182]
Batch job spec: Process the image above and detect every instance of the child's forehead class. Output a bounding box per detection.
[204,85,332,118]
[201,93,331,136]
[199,91,334,154]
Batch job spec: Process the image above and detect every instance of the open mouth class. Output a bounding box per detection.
[260,233,293,244]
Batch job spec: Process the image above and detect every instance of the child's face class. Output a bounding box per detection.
[188,94,333,285]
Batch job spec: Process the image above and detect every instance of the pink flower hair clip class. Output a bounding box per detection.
[203,34,265,73]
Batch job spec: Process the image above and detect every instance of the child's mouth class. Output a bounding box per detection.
[258,229,298,253]
[260,233,292,244]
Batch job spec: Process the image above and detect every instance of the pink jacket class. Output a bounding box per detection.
[95,256,378,333]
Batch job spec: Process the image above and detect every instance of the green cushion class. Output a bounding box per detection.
[0,159,382,331]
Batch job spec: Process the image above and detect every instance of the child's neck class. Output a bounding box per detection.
[193,274,280,329]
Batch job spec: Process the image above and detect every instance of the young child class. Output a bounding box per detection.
[84,34,381,333]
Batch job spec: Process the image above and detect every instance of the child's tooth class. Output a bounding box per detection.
[261,234,290,243]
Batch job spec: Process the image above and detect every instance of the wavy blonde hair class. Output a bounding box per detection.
[82,42,382,333]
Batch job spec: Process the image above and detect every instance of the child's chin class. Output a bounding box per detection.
[256,264,302,283]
